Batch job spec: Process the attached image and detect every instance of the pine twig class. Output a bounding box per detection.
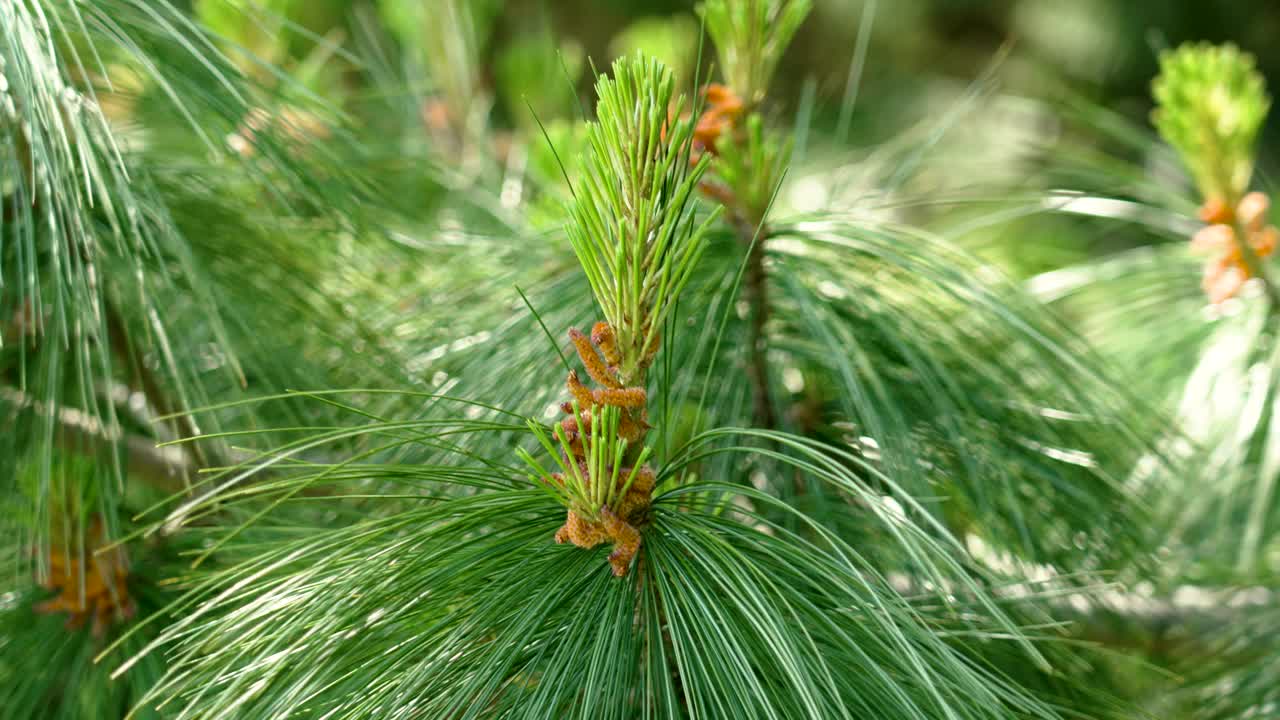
[1058,585,1274,660]
[102,296,210,470]
[727,211,802,497]
[1,385,193,494]
[892,572,1274,661]
[730,213,777,432]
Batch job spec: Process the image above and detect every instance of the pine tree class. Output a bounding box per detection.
[1,1,1276,719]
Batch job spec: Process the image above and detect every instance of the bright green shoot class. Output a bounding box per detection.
[699,0,812,106]
[565,53,721,384]
[1152,42,1271,204]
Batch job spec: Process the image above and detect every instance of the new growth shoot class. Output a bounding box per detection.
[695,0,810,224]
[687,0,813,432]
[700,0,812,108]
[1153,43,1270,207]
[565,54,721,385]
[1153,43,1279,304]
[523,54,715,576]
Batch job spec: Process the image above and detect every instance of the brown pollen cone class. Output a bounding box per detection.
[552,322,657,576]
[1193,193,1279,303]
[659,83,745,167]
[692,83,745,157]
[35,524,134,637]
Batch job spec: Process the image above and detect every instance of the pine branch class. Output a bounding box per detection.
[1060,585,1274,659]
[1,386,192,494]
[735,217,777,433]
[890,571,1275,661]
[103,296,211,470]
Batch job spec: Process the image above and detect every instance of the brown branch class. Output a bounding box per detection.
[729,213,777,433]
[727,211,806,497]
[102,295,210,470]
[1055,585,1274,661]
[2,385,193,494]
[891,572,1274,661]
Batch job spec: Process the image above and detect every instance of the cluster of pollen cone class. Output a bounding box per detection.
[663,82,746,209]
[35,526,134,637]
[552,321,657,577]
[1194,191,1279,303]
[691,83,744,159]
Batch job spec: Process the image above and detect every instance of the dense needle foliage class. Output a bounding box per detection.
[2,1,1279,719]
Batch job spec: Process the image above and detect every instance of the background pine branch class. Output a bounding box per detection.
[4,1,1280,719]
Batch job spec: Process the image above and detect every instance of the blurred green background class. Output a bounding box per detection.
[7,2,1280,717]
[211,0,1280,141]
[190,0,1279,284]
